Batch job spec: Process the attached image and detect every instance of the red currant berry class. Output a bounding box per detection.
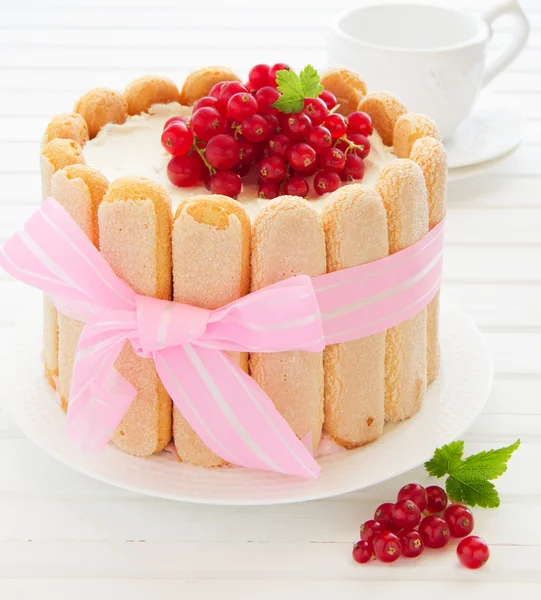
[283,174,309,197]
[209,81,229,99]
[399,530,425,558]
[360,519,385,544]
[209,170,242,198]
[258,181,280,199]
[342,154,365,182]
[444,504,474,538]
[352,540,374,564]
[248,63,270,91]
[347,133,371,159]
[259,155,288,183]
[298,161,319,177]
[167,154,201,188]
[262,113,280,135]
[241,114,270,143]
[373,532,402,563]
[227,92,258,121]
[255,86,281,115]
[325,113,347,139]
[205,134,241,170]
[268,62,291,87]
[161,122,193,156]
[374,503,396,531]
[219,81,248,108]
[319,89,338,110]
[418,515,451,549]
[397,483,428,513]
[457,536,490,569]
[190,107,226,142]
[392,499,422,530]
[426,485,448,513]
[193,96,223,114]
[302,97,328,126]
[319,147,346,173]
[314,170,341,196]
[238,139,257,165]
[233,162,251,178]
[164,115,188,130]
[281,112,312,141]
[287,142,317,173]
[307,126,333,152]
[267,133,292,160]
[347,111,373,137]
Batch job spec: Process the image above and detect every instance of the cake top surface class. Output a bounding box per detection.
[83,102,397,219]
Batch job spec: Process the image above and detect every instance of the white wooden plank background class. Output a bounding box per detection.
[0,0,540,597]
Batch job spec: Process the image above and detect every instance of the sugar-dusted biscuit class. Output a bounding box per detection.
[410,137,447,384]
[99,177,172,456]
[172,195,251,467]
[43,113,89,146]
[375,160,429,422]
[393,113,440,159]
[40,138,86,388]
[250,196,326,453]
[51,165,109,411]
[358,92,407,146]
[179,66,241,105]
[320,67,367,116]
[322,184,389,447]
[124,75,180,115]
[74,88,128,139]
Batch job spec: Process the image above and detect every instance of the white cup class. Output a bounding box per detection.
[328,0,529,139]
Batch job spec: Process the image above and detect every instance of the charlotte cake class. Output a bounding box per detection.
[39,64,446,467]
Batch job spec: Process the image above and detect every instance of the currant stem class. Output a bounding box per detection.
[192,142,216,175]
[336,135,365,155]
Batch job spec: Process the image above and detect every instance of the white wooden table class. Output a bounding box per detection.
[1,0,540,597]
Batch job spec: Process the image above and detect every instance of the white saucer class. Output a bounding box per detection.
[3,295,492,505]
[446,105,522,181]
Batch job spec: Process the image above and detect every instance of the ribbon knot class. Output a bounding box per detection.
[135,295,211,354]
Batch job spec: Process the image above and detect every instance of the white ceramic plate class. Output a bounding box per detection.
[4,296,492,506]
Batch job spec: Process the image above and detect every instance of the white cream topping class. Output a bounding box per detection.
[84,103,397,219]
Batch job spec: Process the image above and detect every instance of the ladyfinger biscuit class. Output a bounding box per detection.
[179,66,240,105]
[74,88,128,139]
[250,196,326,453]
[98,177,172,456]
[124,75,180,116]
[358,92,407,146]
[375,160,429,422]
[410,137,447,384]
[393,113,440,159]
[172,195,251,467]
[51,165,109,411]
[322,185,389,447]
[40,138,85,389]
[43,113,89,146]
[320,68,367,116]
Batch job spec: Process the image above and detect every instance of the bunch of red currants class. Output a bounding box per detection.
[161,63,373,199]
[353,483,490,569]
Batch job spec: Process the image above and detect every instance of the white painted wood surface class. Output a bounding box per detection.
[1,0,540,596]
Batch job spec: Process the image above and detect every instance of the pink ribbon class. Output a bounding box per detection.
[0,198,444,478]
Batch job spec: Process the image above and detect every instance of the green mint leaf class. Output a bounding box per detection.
[299,64,324,98]
[455,439,521,481]
[273,94,304,114]
[274,69,305,113]
[424,440,465,478]
[273,65,323,113]
[446,474,500,508]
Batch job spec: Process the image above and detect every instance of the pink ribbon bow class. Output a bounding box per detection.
[0,198,444,479]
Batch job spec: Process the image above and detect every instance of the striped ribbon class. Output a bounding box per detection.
[0,198,444,478]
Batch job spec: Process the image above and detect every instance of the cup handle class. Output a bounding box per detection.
[481,0,529,88]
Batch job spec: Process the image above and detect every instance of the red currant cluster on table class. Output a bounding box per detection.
[353,483,490,569]
[161,63,373,199]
